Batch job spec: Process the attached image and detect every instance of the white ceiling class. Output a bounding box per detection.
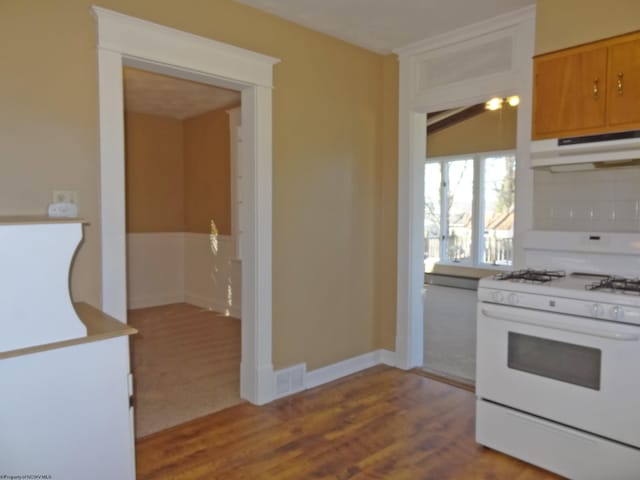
[234,0,535,54]
[123,68,241,120]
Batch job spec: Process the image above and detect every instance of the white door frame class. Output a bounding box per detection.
[92,6,280,405]
[392,7,536,369]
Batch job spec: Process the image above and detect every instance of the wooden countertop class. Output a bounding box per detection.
[0,302,136,360]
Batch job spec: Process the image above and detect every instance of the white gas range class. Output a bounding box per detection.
[476,231,640,480]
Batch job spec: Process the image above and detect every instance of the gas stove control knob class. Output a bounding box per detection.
[610,306,624,321]
[492,291,504,303]
[591,303,604,317]
[508,293,519,305]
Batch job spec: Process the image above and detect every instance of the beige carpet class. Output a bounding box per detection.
[129,303,242,438]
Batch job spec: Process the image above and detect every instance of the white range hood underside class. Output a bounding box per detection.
[530,132,640,171]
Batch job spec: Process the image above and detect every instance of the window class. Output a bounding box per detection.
[424,151,515,270]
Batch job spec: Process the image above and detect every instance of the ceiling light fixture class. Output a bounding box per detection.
[485,97,503,111]
[485,95,520,111]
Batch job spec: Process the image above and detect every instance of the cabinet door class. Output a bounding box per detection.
[607,39,640,127]
[533,47,607,139]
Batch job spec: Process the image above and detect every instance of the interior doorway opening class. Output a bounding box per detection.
[93,6,280,414]
[122,67,244,436]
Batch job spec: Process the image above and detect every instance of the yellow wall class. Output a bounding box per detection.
[125,112,185,233]
[536,0,640,54]
[375,54,399,351]
[183,108,231,235]
[125,108,232,235]
[0,0,398,371]
[427,106,517,158]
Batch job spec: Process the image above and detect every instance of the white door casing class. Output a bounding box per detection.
[392,7,536,369]
[92,6,280,405]
[227,107,242,259]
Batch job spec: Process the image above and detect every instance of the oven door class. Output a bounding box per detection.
[477,303,640,448]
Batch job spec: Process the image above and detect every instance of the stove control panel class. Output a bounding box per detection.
[491,291,504,303]
[610,305,624,321]
[478,288,640,326]
[591,303,604,317]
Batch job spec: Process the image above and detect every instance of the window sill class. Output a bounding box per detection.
[426,263,508,279]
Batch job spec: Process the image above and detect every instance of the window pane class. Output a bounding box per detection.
[482,155,515,266]
[446,159,474,263]
[424,162,441,271]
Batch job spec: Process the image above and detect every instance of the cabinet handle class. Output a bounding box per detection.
[617,72,624,96]
[593,78,599,99]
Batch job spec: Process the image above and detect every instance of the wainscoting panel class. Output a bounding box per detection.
[127,232,241,317]
[127,233,185,309]
[184,233,241,317]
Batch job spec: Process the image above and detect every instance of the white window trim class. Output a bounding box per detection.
[426,149,516,269]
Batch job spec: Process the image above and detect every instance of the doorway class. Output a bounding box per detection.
[93,6,280,408]
[123,67,244,436]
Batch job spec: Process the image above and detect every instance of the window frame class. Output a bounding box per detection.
[425,148,516,270]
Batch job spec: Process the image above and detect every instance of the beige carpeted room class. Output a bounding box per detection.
[123,67,244,437]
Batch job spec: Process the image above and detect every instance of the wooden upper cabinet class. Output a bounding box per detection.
[532,31,640,140]
[533,47,607,137]
[607,39,640,126]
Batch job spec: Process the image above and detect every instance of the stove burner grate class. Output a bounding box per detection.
[494,269,566,284]
[586,276,640,295]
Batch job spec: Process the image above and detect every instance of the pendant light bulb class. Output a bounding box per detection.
[485,97,503,111]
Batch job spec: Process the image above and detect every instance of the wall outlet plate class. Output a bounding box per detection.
[52,190,78,204]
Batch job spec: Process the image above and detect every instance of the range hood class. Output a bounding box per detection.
[530,130,640,171]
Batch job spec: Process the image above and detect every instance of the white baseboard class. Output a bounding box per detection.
[375,348,397,367]
[272,349,397,399]
[128,293,184,310]
[306,350,380,389]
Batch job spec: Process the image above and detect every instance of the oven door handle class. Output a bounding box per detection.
[481,308,640,341]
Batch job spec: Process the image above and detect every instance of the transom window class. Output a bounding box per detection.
[424,151,515,270]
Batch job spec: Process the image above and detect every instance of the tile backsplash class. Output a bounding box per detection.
[534,167,640,232]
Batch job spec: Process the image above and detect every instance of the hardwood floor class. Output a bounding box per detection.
[411,367,475,393]
[136,366,562,479]
[129,303,241,437]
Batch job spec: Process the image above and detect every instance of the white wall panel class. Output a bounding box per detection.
[126,233,185,309]
[127,232,241,317]
[184,233,241,317]
[423,285,477,381]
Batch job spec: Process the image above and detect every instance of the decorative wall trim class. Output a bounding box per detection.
[394,6,536,56]
[93,6,279,406]
[392,7,535,372]
[92,7,278,88]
